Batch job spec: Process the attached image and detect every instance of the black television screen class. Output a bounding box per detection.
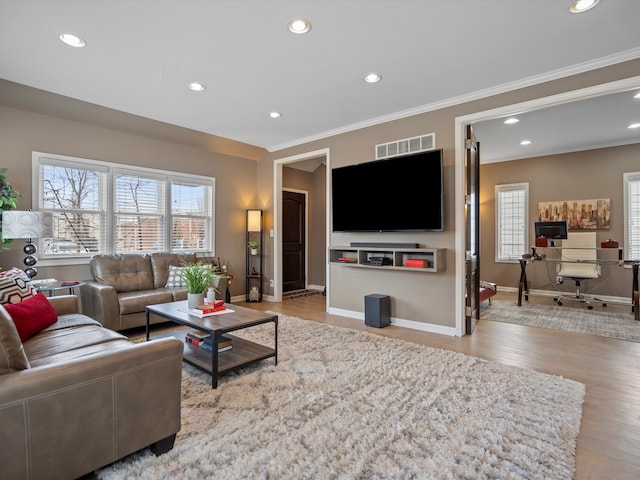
[331,149,443,232]
[534,221,568,239]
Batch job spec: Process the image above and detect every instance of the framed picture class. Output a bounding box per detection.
[538,198,610,230]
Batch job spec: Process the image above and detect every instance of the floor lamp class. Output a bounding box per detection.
[1,210,53,278]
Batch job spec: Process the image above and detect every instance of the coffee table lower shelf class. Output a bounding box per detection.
[154,329,276,385]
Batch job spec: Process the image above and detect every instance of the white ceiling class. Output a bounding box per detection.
[1,0,639,160]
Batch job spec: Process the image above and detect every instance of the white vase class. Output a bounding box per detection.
[251,248,258,255]
[188,293,204,309]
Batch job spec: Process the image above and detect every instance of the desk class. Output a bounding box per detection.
[517,248,639,321]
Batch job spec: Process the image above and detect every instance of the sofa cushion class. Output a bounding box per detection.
[0,304,30,374]
[24,322,128,366]
[4,293,58,342]
[91,254,154,293]
[118,290,175,315]
[0,268,37,305]
[149,252,197,288]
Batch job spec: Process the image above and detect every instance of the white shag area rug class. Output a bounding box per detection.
[98,314,585,480]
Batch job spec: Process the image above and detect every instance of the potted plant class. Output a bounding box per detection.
[0,168,23,251]
[248,241,259,255]
[178,261,219,309]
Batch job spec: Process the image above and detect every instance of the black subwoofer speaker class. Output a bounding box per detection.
[364,294,390,328]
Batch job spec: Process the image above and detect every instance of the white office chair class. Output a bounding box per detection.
[554,231,606,309]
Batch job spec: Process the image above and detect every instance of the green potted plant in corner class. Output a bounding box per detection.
[178,261,219,309]
[248,240,259,255]
[0,168,23,251]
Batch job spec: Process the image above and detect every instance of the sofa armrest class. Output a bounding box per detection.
[81,280,119,330]
[0,337,183,479]
[47,294,79,315]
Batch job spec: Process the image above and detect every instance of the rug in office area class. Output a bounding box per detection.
[483,299,640,342]
[98,314,584,480]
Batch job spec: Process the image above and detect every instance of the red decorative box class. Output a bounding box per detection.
[404,259,429,268]
[535,237,550,247]
[601,240,619,248]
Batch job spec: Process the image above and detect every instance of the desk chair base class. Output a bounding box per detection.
[554,279,607,310]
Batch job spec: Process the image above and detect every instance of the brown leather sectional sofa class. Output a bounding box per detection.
[82,252,227,331]
[0,294,183,479]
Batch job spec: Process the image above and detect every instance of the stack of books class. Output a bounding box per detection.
[184,330,232,353]
[197,300,226,314]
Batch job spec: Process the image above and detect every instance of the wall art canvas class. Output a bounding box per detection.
[538,198,610,230]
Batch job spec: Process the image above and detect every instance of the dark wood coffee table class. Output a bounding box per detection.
[145,301,277,388]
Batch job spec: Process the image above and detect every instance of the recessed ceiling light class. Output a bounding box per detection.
[628,123,640,129]
[520,140,532,146]
[288,19,311,34]
[269,112,282,119]
[363,73,382,83]
[568,0,600,13]
[187,82,206,92]
[59,33,86,48]
[504,117,520,125]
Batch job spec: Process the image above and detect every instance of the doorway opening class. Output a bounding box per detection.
[273,148,330,306]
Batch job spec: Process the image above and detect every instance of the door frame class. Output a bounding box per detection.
[273,148,331,304]
[454,75,640,336]
[282,188,309,292]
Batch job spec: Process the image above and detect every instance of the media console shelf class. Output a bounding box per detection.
[329,246,446,272]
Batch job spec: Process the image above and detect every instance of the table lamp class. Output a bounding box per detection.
[1,210,54,278]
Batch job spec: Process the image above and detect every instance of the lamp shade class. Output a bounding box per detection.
[1,211,53,239]
[247,209,262,232]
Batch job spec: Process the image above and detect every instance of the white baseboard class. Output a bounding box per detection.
[328,307,458,336]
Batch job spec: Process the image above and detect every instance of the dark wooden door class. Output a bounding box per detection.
[465,125,481,334]
[283,191,306,292]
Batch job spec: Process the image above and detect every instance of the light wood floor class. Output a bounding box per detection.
[232,291,640,480]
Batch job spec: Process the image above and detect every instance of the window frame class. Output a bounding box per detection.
[624,171,640,261]
[495,182,529,263]
[32,151,216,266]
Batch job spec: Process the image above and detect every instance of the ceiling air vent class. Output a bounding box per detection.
[375,133,435,160]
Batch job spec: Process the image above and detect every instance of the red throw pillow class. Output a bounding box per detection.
[4,293,58,342]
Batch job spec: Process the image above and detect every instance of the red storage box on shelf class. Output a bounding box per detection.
[404,259,429,268]
[535,237,550,247]
[601,240,619,248]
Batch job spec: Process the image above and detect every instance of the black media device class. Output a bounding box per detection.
[535,221,568,240]
[331,149,444,232]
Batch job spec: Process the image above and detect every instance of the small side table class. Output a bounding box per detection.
[35,281,86,297]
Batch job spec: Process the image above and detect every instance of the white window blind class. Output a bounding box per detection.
[114,170,166,253]
[33,152,215,260]
[624,172,640,260]
[496,183,528,262]
[37,159,107,256]
[170,178,213,251]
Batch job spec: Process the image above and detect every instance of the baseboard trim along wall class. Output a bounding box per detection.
[328,307,458,337]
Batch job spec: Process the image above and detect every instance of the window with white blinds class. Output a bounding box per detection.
[33,152,215,259]
[624,172,640,260]
[496,183,528,262]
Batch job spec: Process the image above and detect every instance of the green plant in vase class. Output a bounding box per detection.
[178,261,220,309]
[248,240,260,255]
[0,168,23,251]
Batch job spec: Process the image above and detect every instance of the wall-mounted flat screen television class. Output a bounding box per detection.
[331,149,444,232]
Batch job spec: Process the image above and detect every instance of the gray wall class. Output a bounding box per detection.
[480,143,639,299]
[261,58,640,329]
[0,104,258,298]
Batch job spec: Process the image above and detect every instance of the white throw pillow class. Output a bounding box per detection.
[165,265,186,287]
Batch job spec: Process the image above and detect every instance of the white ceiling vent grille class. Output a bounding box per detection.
[375,133,435,160]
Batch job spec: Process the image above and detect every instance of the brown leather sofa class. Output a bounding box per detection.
[82,252,227,331]
[0,295,183,480]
